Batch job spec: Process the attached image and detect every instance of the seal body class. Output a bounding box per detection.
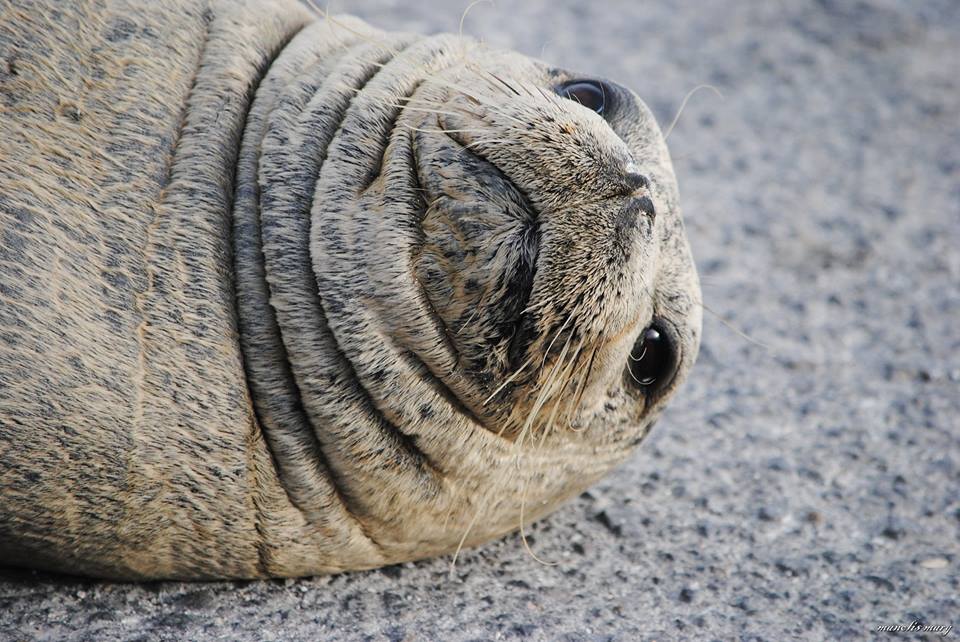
[0,0,701,579]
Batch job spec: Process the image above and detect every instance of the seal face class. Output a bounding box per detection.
[406,62,700,439]
[0,1,701,579]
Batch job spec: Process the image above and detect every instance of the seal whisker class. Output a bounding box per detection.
[515,78,539,99]
[403,66,543,134]
[448,502,483,578]
[399,123,489,136]
[696,298,769,350]
[551,332,594,431]
[636,276,765,350]
[483,355,533,406]
[486,70,523,97]
[321,46,499,116]
[513,330,574,447]
[465,64,511,98]
[564,344,600,431]
[458,0,494,41]
[549,335,596,432]
[537,313,575,372]
[463,138,513,148]
[308,2,403,56]
[537,335,587,439]
[332,83,470,119]
[425,79,489,106]
[455,302,484,336]
[453,72,540,125]
[663,83,724,141]
[440,95,530,127]
[518,478,559,567]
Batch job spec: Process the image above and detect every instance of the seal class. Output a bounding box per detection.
[0,0,702,579]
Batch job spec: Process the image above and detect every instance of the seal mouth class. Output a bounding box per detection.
[404,92,552,413]
[428,117,545,371]
[372,86,508,430]
[322,57,498,431]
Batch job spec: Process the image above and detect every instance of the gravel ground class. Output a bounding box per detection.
[2,1,958,640]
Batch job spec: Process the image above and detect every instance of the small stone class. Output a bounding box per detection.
[863,575,895,591]
[593,510,623,537]
[765,456,788,471]
[731,596,756,615]
[804,511,824,526]
[919,557,949,569]
[880,518,907,540]
[758,505,784,522]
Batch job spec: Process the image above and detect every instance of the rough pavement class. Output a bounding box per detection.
[1,1,958,640]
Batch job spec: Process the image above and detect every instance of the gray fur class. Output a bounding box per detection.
[0,0,700,579]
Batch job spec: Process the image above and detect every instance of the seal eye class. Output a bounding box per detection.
[627,321,678,397]
[557,80,605,114]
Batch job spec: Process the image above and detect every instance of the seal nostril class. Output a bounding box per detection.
[627,320,678,398]
[623,164,649,192]
[635,195,656,219]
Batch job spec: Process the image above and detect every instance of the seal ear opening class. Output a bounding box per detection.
[626,318,679,399]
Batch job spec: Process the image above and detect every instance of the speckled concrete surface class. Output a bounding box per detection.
[2,1,958,640]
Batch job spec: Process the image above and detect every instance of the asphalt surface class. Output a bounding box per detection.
[2,1,958,640]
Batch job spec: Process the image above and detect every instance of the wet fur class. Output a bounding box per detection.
[0,0,701,579]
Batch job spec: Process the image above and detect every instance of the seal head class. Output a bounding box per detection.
[235,23,702,568]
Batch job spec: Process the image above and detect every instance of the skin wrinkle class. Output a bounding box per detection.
[235,19,329,520]
[264,34,433,552]
[231,21,317,575]
[238,15,390,560]
[140,1,317,579]
[317,39,506,470]
[0,1,701,579]
[258,34,447,525]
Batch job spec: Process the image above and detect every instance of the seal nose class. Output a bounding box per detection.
[623,162,650,192]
